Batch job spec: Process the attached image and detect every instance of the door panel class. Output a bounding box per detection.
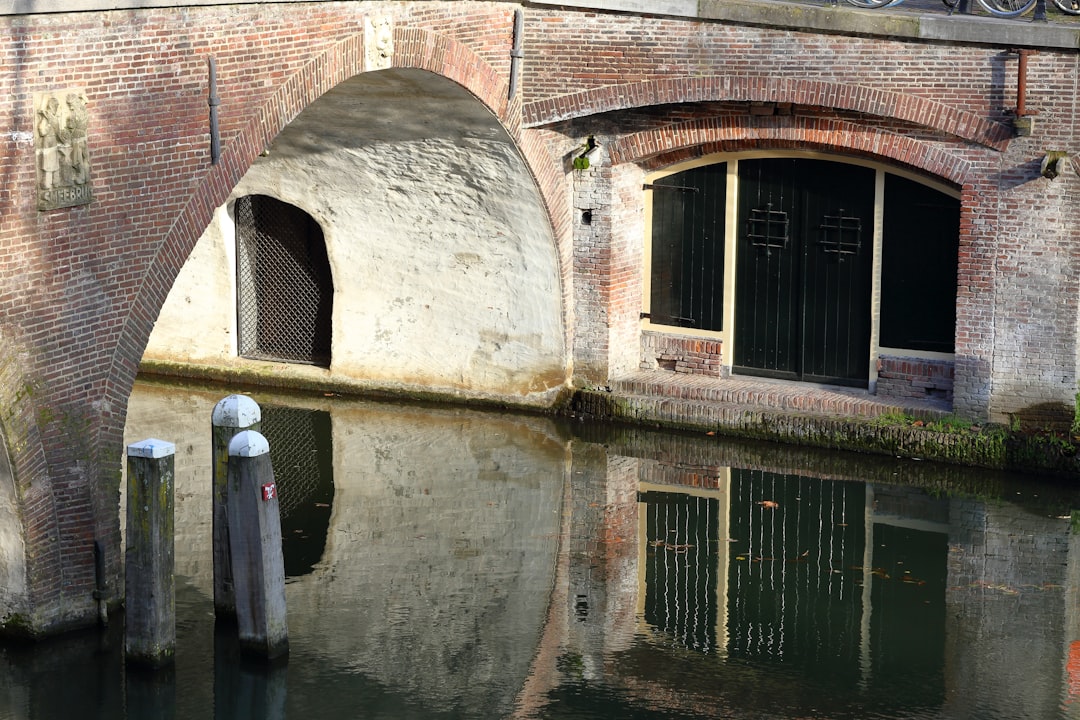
[800,160,874,384]
[734,158,800,379]
[735,159,874,387]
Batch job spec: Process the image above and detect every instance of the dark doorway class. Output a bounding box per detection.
[734,158,874,387]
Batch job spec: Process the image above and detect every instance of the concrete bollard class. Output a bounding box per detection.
[227,430,288,660]
[125,438,176,669]
[212,394,261,620]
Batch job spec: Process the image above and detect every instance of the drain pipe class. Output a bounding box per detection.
[1015,48,1034,118]
[207,56,221,165]
[508,9,524,100]
[1009,48,1037,136]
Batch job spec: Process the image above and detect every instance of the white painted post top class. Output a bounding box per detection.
[127,438,176,459]
[228,430,270,458]
[212,394,261,429]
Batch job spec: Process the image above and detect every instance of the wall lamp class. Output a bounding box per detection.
[1041,150,1069,180]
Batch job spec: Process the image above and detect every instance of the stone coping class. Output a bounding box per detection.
[5,0,1078,50]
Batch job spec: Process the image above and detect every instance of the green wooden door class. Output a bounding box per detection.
[734,158,874,387]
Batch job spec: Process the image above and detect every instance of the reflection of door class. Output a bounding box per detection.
[734,159,874,387]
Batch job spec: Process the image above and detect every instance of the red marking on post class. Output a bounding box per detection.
[262,483,277,502]
[1068,641,1080,702]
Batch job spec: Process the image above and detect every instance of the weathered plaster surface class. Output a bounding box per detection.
[145,69,566,404]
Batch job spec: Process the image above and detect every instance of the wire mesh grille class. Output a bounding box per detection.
[260,406,322,520]
[260,405,334,577]
[236,194,333,366]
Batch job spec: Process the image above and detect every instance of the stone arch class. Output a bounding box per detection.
[523,76,1013,153]
[105,19,571,522]
[607,115,974,187]
[107,19,570,420]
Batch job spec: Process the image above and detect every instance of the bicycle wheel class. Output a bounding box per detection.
[1052,0,1080,15]
[844,0,893,8]
[973,0,1036,17]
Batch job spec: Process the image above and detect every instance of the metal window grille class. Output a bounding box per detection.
[819,211,862,256]
[236,194,333,367]
[748,204,790,251]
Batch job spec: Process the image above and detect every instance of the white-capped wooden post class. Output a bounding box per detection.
[212,394,261,620]
[227,430,288,660]
[125,438,176,669]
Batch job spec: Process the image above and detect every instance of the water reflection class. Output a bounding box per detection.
[0,378,1078,719]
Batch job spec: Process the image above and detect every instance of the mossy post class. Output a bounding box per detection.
[227,430,288,661]
[212,394,261,620]
[125,438,176,669]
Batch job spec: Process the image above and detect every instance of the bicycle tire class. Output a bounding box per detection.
[973,0,1036,17]
[1051,0,1080,14]
[843,0,893,8]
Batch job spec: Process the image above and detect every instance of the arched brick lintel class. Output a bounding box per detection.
[607,115,974,187]
[523,77,1013,153]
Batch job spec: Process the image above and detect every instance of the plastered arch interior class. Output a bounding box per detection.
[143,68,568,405]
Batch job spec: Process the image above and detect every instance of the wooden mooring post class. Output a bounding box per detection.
[125,438,176,669]
[212,394,261,620]
[227,430,288,660]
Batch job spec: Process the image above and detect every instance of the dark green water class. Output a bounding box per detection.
[3,378,1080,720]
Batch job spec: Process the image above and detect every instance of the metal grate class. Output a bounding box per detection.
[748,204,789,251]
[819,211,862,256]
[236,194,333,367]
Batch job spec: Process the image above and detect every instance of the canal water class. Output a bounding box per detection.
[3,377,1080,719]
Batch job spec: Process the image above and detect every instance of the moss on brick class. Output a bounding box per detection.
[567,388,1080,478]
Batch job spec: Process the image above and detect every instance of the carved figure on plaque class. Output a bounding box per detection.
[64,93,89,186]
[37,97,62,190]
[34,90,93,211]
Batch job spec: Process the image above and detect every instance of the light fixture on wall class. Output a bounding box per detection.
[573,136,599,170]
[1041,150,1069,179]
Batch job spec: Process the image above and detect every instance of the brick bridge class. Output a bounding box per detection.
[1,0,1078,636]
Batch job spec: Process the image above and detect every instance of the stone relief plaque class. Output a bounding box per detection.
[364,16,393,72]
[34,90,93,211]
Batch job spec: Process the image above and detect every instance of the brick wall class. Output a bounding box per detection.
[876,355,955,403]
[2,1,1080,634]
[0,1,538,635]
[640,331,724,378]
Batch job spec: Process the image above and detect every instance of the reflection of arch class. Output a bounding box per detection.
[235,195,333,367]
